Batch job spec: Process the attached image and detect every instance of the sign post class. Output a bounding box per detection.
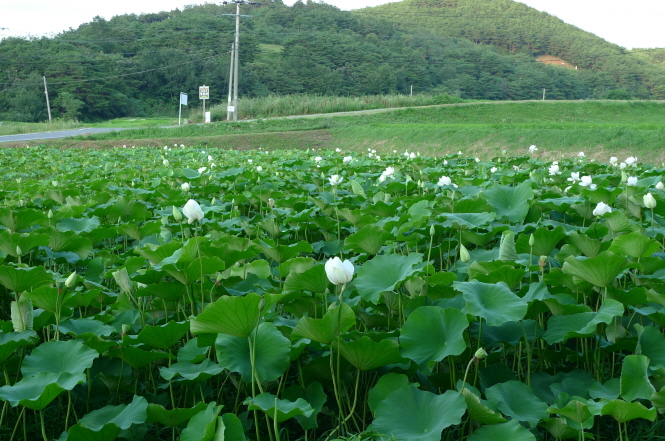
[178,93,188,126]
[199,85,209,122]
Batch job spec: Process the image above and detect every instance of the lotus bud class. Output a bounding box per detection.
[621,171,627,183]
[268,198,275,208]
[215,273,224,283]
[211,197,217,206]
[47,209,53,219]
[459,244,470,263]
[121,324,131,336]
[325,257,354,285]
[15,245,22,256]
[529,234,535,247]
[657,182,664,191]
[474,347,488,360]
[172,205,183,222]
[644,193,657,209]
[258,296,265,312]
[65,271,77,288]
[430,225,435,236]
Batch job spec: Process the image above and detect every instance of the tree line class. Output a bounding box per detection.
[1,0,662,122]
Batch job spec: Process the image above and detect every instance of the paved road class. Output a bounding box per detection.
[0,127,130,143]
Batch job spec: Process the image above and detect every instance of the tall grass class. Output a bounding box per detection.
[0,119,82,136]
[194,93,461,121]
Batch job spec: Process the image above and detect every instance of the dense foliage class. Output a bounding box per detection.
[2,145,665,440]
[1,0,664,122]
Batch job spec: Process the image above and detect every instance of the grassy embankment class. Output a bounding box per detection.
[7,100,665,163]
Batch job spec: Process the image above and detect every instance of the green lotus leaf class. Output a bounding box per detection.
[461,388,507,425]
[244,392,314,423]
[485,381,548,428]
[135,281,188,302]
[609,231,661,258]
[367,373,411,415]
[0,230,49,257]
[337,335,403,371]
[134,241,182,265]
[283,264,330,293]
[217,413,248,441]
[454,280,527,327]
[0,265,53,293]
[216,322,290,383]
[0,372,84,410]
[254,240,312,264]
[355,253,424,304]
[159,358,224,382]
[498,230,519,262]
[562,251,634,287]
[547,399,593,425]
[467,420,537,441]
[540,418,587,441]
[441,212,497,229]
[635,324,665,369]
[162,256,225,285]
[58,318,116,338]
[516,226,567,257]
[543,299,624,344]
[135,320,189,350]
[177,338,209,364]
[344,225,393,255]
[372,387,466,441]
[56,216,101,233]
[621,355,656,402]
[567,231,606,258]
[484,181,534,223]
[146,401,208,427]
[191,292,263,338]
[47,228,93,259]
[292,303,356,345]
[0,330,37,362]
[107,346,173,368]
[282,382,327,430]
[589,378,621,401]
[601,399,657,423]
[0,208,47,232]
[22,339,99,376]
[400,306,468,369]
[179,401,224,441]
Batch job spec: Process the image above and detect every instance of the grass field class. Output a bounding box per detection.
[4,100,665,162]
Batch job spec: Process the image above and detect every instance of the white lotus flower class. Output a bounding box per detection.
[207,155,213,162]
[644,193,657,209]
[475,157,480,163]
[375,155,381,161]
[627,177,638,186]
[343,156,353,163]
[625,156,637,166]
[315,156,323,162]
[336,148,341,153]
[181,182,191,191]
[379,174,386,183]
[256,166,263,172]
[198,167,207,173]
[657,182,664,191]
[329,175,343,186]
[382,166,395,178]
[610,157,618,164]
[619,162,627,169]
[490,167,498,173]
[568,172,580,183]
[529,145,538,153]
[324,257,354,285]
[578,152,586,158]
[443,160,448,165]
[438,176,452,186]
[248,159,253,163]
[182,199,204,224]
[409,152,416,159]
[163,159,169,166]
[548,164,560,175]
[593,202,612,216]
[579,176,596,189]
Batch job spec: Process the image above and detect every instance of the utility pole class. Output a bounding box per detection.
[227,43,235,121]
[542,88,546,100]
[222,0,259,122]
[43,76,52,123]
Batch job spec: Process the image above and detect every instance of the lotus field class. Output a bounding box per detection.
[3,144,665,441]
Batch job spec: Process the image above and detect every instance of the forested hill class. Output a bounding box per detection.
[365,0,665,98]
[1,0,663,122]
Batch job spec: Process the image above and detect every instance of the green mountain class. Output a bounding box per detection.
[1,0,663,122]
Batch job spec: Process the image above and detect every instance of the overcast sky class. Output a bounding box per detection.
[2,0,664,49]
